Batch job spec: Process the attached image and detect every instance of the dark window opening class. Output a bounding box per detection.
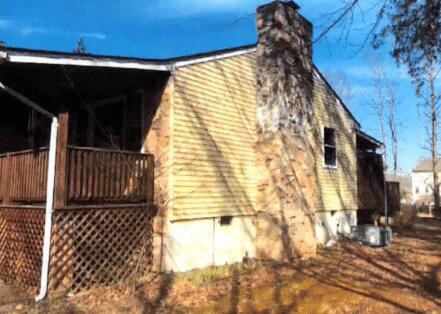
[220,216,233,226]
[324,127,337,167]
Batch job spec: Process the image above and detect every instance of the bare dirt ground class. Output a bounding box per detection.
[1,217,441,313]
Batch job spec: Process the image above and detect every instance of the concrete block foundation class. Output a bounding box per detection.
[162,216,256,272]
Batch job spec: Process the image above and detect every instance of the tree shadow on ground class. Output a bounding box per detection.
[134,273,175,314]
[201,217,441,314]
[288,217,441,313]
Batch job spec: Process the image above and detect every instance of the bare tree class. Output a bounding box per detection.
[74,37,87,54]
[377,0,441,215]
[386,82,399,174]
[366,53,400,174]
[318,1,441,214]
[314,0,387,50]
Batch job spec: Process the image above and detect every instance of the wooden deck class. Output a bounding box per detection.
[0,113,156,293]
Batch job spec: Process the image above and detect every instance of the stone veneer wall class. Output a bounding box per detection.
[143,78,173,272]
[255,1,318,260]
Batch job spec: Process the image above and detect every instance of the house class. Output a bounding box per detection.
[0,0,383,295]
[412,157,441,205]
[148,1,383,271]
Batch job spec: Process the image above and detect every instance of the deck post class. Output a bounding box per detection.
[1,153,11,205]
[54,112,69,209]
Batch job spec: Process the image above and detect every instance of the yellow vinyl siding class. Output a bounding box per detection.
[313,72,358,211]
[172,54,257,220]
[171,52,357,219]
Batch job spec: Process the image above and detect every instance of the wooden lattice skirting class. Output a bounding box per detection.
[0,207,45,292]
[0,205,156,294]
[49,205,156,293]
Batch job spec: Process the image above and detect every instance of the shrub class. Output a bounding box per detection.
[394,204,417,230]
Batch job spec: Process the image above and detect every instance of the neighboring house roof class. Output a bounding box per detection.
[413,157,441,172]
[1,44,364,134]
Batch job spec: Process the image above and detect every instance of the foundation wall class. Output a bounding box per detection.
[162,215,256,272]
[314,210,357,244]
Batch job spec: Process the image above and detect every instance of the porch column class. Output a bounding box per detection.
[1,153,11,205]
[54,112,69,209]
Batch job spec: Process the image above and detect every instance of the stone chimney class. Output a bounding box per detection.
[256,1,313,133]
[255,1,318,261]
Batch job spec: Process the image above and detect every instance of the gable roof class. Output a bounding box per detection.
[413,157,441,173]
[1,44,257,72]
[1,44,361,129]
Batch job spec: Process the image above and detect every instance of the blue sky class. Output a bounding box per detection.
[0,0,427,173]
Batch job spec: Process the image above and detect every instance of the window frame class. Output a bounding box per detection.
[323,127,338,169]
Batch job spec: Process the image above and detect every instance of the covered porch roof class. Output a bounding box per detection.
[0,48,171,154]
[357,130,383,152]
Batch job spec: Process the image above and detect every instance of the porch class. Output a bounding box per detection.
[0,49,169,295]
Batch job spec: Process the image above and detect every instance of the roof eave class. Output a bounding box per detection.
[4,49,172,72]
[357,130,383,147]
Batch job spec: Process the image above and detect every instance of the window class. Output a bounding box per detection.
[324,127,337,167]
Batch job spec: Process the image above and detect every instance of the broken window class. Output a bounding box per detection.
[324,127,337,167]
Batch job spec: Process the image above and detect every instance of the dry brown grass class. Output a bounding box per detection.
[1,217,441,313]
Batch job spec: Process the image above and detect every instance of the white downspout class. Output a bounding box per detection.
[35,117,58,302]
[0,81,57,302]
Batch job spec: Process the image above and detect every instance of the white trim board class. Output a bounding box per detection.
[173,47,257,68]
[7,52,171,71]
[3,47,258,71]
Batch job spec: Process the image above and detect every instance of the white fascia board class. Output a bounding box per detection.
[7,52,171,71]
[173,47,257,68]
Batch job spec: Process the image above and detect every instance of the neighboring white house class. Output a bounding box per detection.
[412,157,441,204]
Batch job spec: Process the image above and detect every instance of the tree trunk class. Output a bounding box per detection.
[429,59,440,216]
[388,93,398,175]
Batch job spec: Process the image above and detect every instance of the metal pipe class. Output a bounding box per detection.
[383,145,389,226]
[35,117,58,302]
[0,81,58,302]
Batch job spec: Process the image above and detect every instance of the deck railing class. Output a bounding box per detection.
[0,148,49,203]
[66,146,154,204]
[0,146,154,206]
